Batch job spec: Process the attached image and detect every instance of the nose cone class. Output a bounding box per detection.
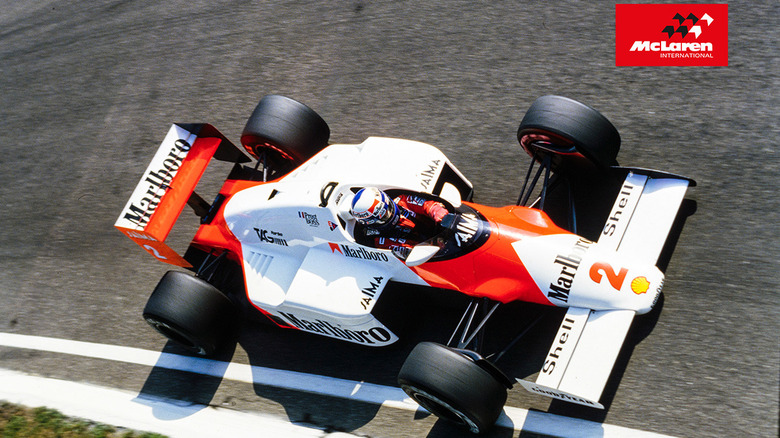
[511,233,665,313]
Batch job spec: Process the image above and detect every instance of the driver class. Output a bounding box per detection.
[350,187,448,259]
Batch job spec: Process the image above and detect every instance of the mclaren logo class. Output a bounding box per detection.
[631,12,715,55]
[661,12,714,39]
[616,4,727,66]
[630,41,712,53]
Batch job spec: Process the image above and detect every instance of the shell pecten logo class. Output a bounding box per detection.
[631,276,651,295]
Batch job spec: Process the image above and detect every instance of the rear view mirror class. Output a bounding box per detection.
[405,244,440,267]
[439,182,462,208]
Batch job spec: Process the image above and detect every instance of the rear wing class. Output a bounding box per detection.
[115,124,248,267]
[520,169,695,407]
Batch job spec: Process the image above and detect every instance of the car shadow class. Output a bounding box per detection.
[236,282,461,432]
[234,281,547,436]
[134,340,238,420]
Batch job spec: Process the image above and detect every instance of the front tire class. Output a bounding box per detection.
[398,342,508,434]
[143,271,238,356]
[517,95,621,172]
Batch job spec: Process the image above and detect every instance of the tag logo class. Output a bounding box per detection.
[616,4,728,66]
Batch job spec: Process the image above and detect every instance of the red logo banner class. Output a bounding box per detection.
[616,4,728,66]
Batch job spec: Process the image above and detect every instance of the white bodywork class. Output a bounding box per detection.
[223,137,471,346]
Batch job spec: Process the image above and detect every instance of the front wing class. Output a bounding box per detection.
[519,170,693,407]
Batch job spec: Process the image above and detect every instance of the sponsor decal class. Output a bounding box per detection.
[590,263,654,295]
[279,312,392,345]
[298,211,319,227]
[254,228,288,246]
[419,159,442,190]
[402,195,426,207]
[602,180,637,238]
[327,221,339,231]
[541,315,576,375]
[547,237,593,303]
[329,243,389,262]
[524,384,600,408]
[125,230,157,241]
[631,276,651,295]
[616,4,728,66]
[652,279,664,307]
[359,276,385,310]
[454,213,479,247]
[120,138,191,229]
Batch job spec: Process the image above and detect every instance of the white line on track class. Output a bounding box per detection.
[0,368,354,438]
[0,333,673,437]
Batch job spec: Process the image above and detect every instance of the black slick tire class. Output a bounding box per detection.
[143,271,238,356]
[517,95,620,171]
[397,342,508,434]
[241,95,330,166]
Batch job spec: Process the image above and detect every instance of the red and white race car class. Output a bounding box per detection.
[116,95,694,433]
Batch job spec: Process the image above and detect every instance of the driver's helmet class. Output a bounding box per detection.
[350,187,397,226]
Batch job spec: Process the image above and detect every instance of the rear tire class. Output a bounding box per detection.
[517,95,620,172]
[398,342,508,434]
[143,271,238,356]
[241,95,330,172]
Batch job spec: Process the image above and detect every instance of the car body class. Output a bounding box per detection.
[116,95,694,433]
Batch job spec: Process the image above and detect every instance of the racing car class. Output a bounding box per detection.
[116,94,694,433]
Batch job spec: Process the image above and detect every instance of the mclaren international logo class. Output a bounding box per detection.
[661,12,714,39]
[616,4,728,66]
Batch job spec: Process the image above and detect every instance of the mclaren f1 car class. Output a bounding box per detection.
[116,94,694,433]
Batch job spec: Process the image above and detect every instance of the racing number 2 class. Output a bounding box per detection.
[589,262,628,290]
[143,244,168,261]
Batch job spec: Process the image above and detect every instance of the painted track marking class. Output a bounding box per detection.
[0,368,352,438]
[0,333,674,437]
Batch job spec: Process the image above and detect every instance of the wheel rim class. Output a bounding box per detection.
[402,384,480,434]
[519,131,580,155]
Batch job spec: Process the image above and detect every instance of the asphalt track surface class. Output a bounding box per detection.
[0,1,777,437]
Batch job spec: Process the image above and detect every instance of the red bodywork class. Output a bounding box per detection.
[184,178,564,309]
[410,203,564,306]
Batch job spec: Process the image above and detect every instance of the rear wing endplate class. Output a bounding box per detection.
[115,124,248,267]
